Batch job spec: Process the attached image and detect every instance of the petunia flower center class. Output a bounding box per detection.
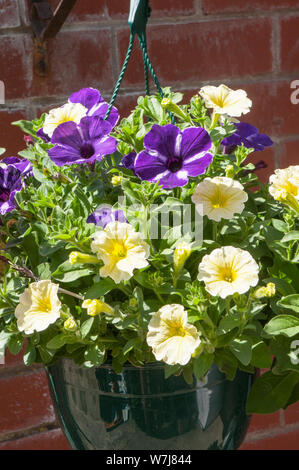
[0,189,10,202]
[167,156,183,173]
[210,186,229,208]
[34,297,53,313]
[111,241,127,260]
[80,143,95,159]
[219,266,237,283]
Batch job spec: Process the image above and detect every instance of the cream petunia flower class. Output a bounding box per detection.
[269,166,299,201]
[198,246,259,298]
[43,102,88,137]
[199,84,252,117]
[191,177,248,222]
[15,280,62,334]
[146,304,201,366]
[91,222,150,284]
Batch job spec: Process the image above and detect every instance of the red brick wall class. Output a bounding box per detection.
[0,0,299,450]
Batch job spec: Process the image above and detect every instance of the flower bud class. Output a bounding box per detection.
[64,317,78,331]
[129,298,138,308]
[253,282,276,299]
[69,252,100,265]
[82,299,115,317]
[225,165,235,178]
[161,98,189,121]
[174,242,192,274]
[111,175,122,186]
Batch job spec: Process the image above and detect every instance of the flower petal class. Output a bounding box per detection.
[51,121,82,148]
[180,127,212,160]
[69,87,103,110]
[144,123,180,157]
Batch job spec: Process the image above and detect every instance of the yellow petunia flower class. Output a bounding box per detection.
[198,246,259,299]
[14,280,62,334]
[269,166,299,213]
[82,299,114,317]
[199,84,252,117]
[146,304,201,366]
[191,177,248,222]
[43,102,87,137]
[91,222,150,284]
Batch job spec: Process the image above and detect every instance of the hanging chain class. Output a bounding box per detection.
[105,0,174,124]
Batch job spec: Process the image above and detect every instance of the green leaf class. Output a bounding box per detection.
[215,328,239,347]
[84,344,105,366]
[23,342,36,366]
[270,336,299,373]
[164,364,181,379]
[46,334,69,350]
[84,278,116,299]
[264,315,299,337]
[281,231,299,243]
[0,331,13,359]
[277,295,299,314]
[8,335,24,355]
[52,260,94,283]
[12,119,36,138]
[123,337,142,355]
[37,345,55,363]
[246,370,299,414]
[229,336,252,366]
[193,352,214,380]
[251,341,273,368]
[80,317,94,339]
[283,380,299,409]
[214,349,238,381]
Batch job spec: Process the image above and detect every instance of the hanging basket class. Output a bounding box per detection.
[47,359,254,450]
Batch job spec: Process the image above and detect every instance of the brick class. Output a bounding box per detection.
[0,35,32,100]
[281,16,299,73]
[0,370,55,435]
[0,0,21,28]
[3,345,26,368]
[234,80,299,138]
[31,29,114,98]
[0,109,29,157]
[0,428,71,450]
[109,0,195,19]
[203,0,299,14]
[44,0,106,23]
[248,411,281,432]
[278,140,299,168]
[284,401,299,425]
[240,428,299,449]
[117,19,273,89]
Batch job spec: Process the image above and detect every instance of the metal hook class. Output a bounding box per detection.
[128,0,151,36]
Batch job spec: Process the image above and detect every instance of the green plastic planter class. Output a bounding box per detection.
[47,359,254,450]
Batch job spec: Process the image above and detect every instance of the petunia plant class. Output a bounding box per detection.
[0,84,299,415]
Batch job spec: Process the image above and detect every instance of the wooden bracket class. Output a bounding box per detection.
[30,0,78,76]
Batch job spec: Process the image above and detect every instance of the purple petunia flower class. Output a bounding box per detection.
[87,205,127,228]
[0,157,32,215]
[36,127,51,143]
[122,152,136,172]
[221,122,273,152]
[69,87,119,129]
[48,116,117,167]
[134,124,213,189]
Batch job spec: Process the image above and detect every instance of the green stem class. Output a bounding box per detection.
[153,289,164,304]
[212,222,218,241]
